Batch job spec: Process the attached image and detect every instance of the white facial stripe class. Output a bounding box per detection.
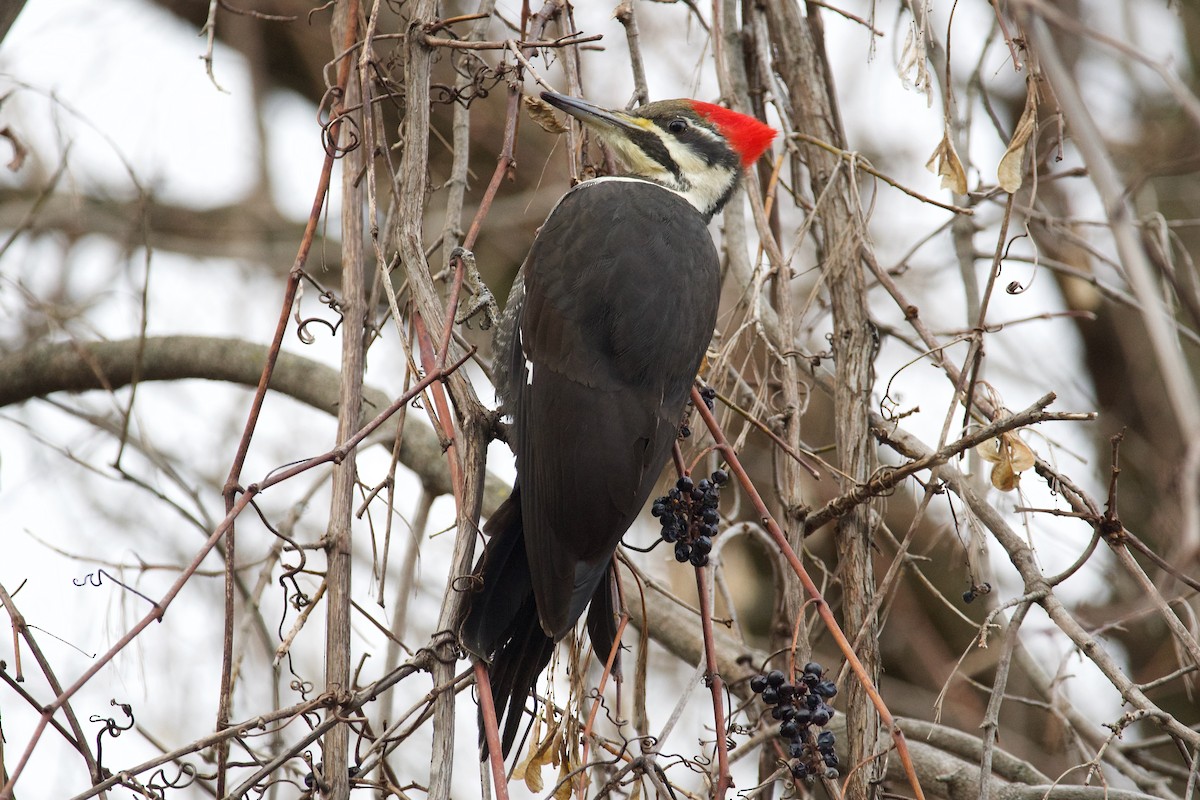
[658,135,734,214]
[606,136,660,176]
[583,123,739,216]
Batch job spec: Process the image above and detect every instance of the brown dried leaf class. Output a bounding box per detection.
[977,437,1001,464]
[991,459,1018,491]
[978,431,1035,491]
[523,758,544,794]
[1,125,27,172]
[517,714,560,792]
[998,92,1037,193]
[1006,432,1036,472]
[925,132,967,195]
[553,758,572,800]
[511,713,541,782]
[524,96,568,134]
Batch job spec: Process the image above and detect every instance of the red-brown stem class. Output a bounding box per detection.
[213,4,362,794]
[461,84,522,251]
[578,613,631,799]
[671,441,687,477]
[7,609,20,680]
[695,566,732,799]
[690,387,928,800]
[218,45,356,506]
[474,661,512,800]
[456,4,562,256]
[413,312,463,503]
[436,253,467,371]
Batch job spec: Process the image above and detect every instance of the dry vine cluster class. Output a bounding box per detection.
[1,1,1199,800]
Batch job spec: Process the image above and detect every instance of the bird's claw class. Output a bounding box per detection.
[451,247,499,330]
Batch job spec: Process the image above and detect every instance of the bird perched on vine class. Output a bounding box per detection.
[460,90,776,755]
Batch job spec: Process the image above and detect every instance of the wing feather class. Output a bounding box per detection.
[507,179,720,639]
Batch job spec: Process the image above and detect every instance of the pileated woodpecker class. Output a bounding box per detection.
[460,91,776,754]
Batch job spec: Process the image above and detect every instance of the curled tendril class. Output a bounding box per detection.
[297,289,346,343]
[91,699,134,771]
[865,466,898,497]
[431,63,509,107]
[316,85,362,158]
[148,762,200,793]
[296,315,337,344]
[74,569,159,609]
[429,84,458,105]
[451,573,483,592]
[316,84,342,129]
[327,113,361,157]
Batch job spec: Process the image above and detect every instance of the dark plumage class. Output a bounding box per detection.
[459,92,776,756]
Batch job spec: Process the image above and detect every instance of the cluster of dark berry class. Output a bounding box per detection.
[679,387,717,439]
[651,471,728,567]
[749,662,840,781]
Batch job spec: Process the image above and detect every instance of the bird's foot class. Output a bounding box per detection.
[451,247,499,330]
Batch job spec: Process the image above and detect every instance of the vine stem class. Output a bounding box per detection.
[695,565,732,799]
[578,613,631,800]
[473,662,512,800]
[212,0,361,793]
[691,386,928,800]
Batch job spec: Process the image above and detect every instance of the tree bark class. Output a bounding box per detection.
[764,4,883,797]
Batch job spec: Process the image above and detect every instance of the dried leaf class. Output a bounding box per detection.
[511,713,541,782]
[523,757,545,794]
[553,758,572,800]
[516,714,560,793]
[524,96,568,134]
[1006,433,1036,472]
[998,92,1037,193]
[925,132,967,195]
[977,431,1035,492]
[991,459,1018,491]
[1,125,27,172]
[897,16,933,106]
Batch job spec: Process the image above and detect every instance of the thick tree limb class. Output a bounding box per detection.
[0,334,508,510]
[0,190,327,271]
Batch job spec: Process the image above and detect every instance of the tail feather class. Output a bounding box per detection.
[460,488,528,656]
[489,606,555,753]
[586,568,621,678]
[459,486,623,757]
[460,487,555,757]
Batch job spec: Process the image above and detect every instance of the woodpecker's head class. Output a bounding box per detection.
[542,91,776,220]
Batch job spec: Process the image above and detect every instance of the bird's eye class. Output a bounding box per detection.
[667,118,688,134]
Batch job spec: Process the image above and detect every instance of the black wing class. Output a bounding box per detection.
[510,178,720,639]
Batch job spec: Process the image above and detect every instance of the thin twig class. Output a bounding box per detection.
[791,131,974,215]
[423,32,602,49]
